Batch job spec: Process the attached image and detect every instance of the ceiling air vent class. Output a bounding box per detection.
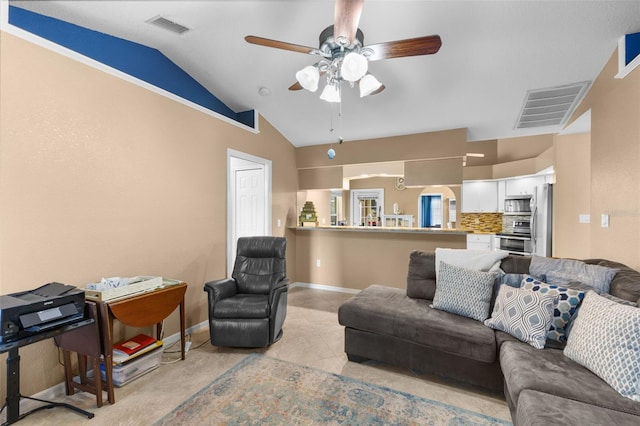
[147,16,190,35]
[515,81,590,129]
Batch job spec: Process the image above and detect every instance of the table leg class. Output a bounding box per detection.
[180,298,186,360]
[5,347,20,424]
[98,301,115,405]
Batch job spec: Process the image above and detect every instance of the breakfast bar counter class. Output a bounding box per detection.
[294,226,470,235]
[293,226,469,290]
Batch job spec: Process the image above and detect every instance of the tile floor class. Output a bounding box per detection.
[2,286,511,425]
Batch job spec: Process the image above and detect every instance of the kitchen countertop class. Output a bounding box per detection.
[294,226,470,235]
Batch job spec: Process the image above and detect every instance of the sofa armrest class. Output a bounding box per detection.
[406,251,437,300]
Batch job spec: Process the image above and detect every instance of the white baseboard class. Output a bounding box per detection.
[289,282,361,294]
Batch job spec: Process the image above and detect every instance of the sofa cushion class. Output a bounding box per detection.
[530,256,618,293]
[432,262,497,321]
[584,259,640,304]
[521,277,585,343]
[338,285,497,363]
[500,340,640,416]
[406,251,437,300]
[516,390,640,426]
[499,255,532,274]
[564,291,640,401]
[484,286,556,349]
[434,248,507,279]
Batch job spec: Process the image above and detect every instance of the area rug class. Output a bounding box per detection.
[154,354,511,425]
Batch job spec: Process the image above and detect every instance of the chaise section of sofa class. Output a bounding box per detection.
[338,284,503,391]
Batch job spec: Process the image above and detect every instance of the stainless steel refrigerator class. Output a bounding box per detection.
[532,183,553,257]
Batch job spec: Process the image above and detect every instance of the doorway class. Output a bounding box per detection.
[350,189,384,226]
[419,194,443,228]
[227,149,272,277]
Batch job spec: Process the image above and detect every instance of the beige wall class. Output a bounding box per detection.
[0,32,298,398]
[567,50,640,269]
[295,230,466,290]
[553,133,591,259]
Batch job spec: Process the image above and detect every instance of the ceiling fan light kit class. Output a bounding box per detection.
[295,65,320,92]
[341,51,368,82]
[320,83,341,103]
[247,0,442,104]
[359,73,382,97]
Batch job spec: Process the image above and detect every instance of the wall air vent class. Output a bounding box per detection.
[515,81,590,129]
[147,16,190,34]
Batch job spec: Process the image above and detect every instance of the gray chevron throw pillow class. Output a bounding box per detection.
[432,262,498,322]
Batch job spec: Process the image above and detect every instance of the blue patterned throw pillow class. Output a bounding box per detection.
[432,262,498,322]
[564,291,640,401]
[521,277,585,343]
[484,286,556,349]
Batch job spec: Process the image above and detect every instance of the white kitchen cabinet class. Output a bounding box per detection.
[466,233,494,250]
[497,180,506,213]
[461,181,498,212]
[505,176,545,196]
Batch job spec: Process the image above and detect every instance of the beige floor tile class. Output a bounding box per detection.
[2,286,511,424]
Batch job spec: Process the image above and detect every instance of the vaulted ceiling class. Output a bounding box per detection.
[9,1,640,147]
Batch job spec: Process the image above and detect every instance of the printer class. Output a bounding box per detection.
[0,282,85,344]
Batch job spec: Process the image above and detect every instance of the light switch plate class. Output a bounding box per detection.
[601,214,610,228]
[579,214,590,224]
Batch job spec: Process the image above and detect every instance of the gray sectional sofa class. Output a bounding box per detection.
[338,252,640,425]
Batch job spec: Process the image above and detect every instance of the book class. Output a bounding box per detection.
[113,334,157,356]
[112,339,163,365]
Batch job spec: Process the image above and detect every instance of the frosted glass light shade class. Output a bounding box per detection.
[295,65,320,92]
[359,74,383,97]
[341,52,368,82]
[320,83,341,103]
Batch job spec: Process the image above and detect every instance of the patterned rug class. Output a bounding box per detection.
[155,354,511,425]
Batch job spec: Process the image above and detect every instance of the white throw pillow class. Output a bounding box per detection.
[564,291,640,401]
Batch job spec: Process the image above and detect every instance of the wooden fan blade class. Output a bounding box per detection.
[366,35,442,61]
[289,81,303,91]
[245,35,318,55]
[334,0,364,45]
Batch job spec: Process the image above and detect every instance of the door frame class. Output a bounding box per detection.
[227,149,272,276]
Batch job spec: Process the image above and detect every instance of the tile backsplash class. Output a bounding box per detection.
[460,213,503,233]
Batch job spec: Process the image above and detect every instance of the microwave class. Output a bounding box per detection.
[504,195,532,215]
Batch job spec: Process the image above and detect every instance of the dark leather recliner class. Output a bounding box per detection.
[204,236,288,348]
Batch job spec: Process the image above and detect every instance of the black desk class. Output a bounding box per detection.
[1,318,95,425]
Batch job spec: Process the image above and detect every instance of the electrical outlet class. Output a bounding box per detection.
[316,259,321,267]
[277,219,281,228]
[185,341,192,353]
[579,214,590,224]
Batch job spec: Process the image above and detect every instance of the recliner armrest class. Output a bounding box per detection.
[269,277,289,305]
[204,278,238,303]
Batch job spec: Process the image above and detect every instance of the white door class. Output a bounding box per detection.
[235,167,264,242]
[227,150,271,277]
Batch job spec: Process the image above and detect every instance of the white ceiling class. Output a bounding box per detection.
[9,1,640,147]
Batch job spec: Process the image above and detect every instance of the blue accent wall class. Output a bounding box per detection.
[625,32,640,66]
[9,6,255,129]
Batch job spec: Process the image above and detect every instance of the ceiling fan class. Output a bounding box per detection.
[245,0,442,102]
